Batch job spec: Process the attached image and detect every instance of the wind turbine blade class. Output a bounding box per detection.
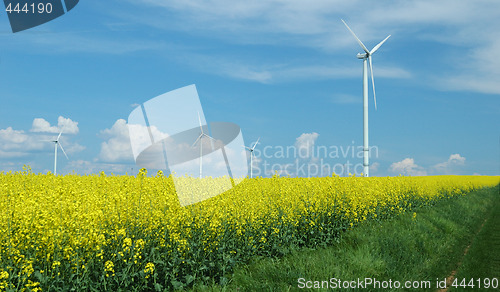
[58,143,69,160]
[341,19,369,54]
[370,35,391,54]
[197,111,204,134]
[191,135,202,147]
[369,56,377,110]
[201,134,217,149]
[245,146,252,151]
[199,133,216,142]
[56,123,67,141]
[251,137,260,150]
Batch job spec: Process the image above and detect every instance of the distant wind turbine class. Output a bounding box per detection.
[245,137,260,178]
[342,19,390,177]
[46,129,68,175]
[192,112,216,178]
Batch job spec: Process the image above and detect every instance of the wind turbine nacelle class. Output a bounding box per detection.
[357,53,368,59]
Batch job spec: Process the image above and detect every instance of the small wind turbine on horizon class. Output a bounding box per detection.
[192,112,216,178]
[245,137,260,178]
[342,19,391,177]
[45,129,69,175]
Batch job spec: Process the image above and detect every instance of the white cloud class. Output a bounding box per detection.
[0,149,28,159]
[432,154,466,175]
[64,143,86,155]
[125,0,499,93]
[0,127,28,146]
[9,30,167,55]
[130,0,337,37]
[272,64,410,83]
[30,118,58,134]
[295,132,319,160]
[30,116,79,134]
[179,53,411,84]
[449,153,465,164]
[30,118,59,133]
[0,119,84,166]
[389,158,427,176]
[217,61,273,83]
[390,154,467,176]
[57,117,80,134]
[440,39,500,95]
[0,126,45,154]
[294,65,408,84]
[370,162,380,173]
[98,119,135,163]
[129,0,499,49]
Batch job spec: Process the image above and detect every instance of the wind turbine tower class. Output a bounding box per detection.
[192,112,216,178]
[49,130,68,175]
[342,19,390,177]
[245,137,260,178]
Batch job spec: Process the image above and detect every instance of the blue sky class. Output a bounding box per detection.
[0,0,499,177]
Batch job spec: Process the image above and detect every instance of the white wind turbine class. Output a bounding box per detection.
[48,129,69,175]
[342,19,390,177]
[245,137,260,178]
[191,112,216,178]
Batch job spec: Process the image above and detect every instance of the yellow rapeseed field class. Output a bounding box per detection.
[0,167,498,291]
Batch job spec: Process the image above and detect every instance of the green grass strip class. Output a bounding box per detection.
[189,186,499,292]
[448,186,500,291]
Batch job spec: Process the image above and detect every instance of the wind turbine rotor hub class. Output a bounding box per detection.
[357,53,368,59]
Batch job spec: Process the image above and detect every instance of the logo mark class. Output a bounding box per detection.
[127,85,248,206]
[4,0,79,33]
